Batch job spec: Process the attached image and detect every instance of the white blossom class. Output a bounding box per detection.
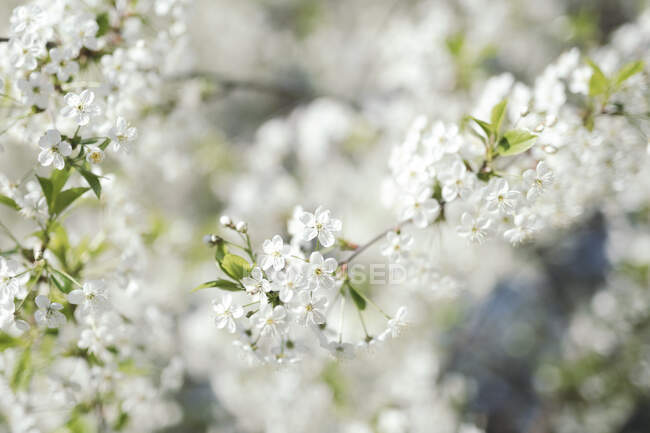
[34,295,66,328]
[38,129,72,170]
[299,206,342,247]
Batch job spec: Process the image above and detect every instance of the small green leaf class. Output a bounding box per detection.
[220,254,251,281]
[99,138,111,151]
[347,284,366,311]
[10,348,31,391]
[37,175,54,212]
[78,168,102,199]
[79,138,99,145]
[50,168,71,195]
[587,59,609,97]
[613,60,644,88]
[471,117,493,139]
[191,278,242,293]
[490,99,508,134]
[50,269,75,293]
[497,129,538,156]
[215,240,228,263]
[445,32,465,58]
[113,410,130,431]
[0,194,20,211]
[53,187,89,216]
[0,332,22,350]
[96,12,110,38]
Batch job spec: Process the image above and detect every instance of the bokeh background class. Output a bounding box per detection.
[1,1,650,432]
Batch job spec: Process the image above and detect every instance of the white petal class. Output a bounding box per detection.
[67,289,84,304]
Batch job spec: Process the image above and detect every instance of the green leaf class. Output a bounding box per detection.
[48,223,70,268]
[445,32,465,58]
[191,278,242,293]
[99,138,111,151]
[0,194,19,211]
[220,254,251,281]
[78,168,102,199]
[10,348,31,391]
[0,332,22,350]
[37,175,54,212]
[215,240,228,263]
[50,269,75,293]
[96,12,110,38]
[613,60,644,88]
[471,117,493,139]
[53,187,89,216]
[497,129,538,156]
[113,410,130,431]
[347,284,366,311]
[50,168,71,195]
[587,59,609,97]
[490,99,508,134]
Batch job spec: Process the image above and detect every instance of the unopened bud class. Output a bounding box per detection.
[534,124,545,133]
[203,233,222,246]
[219,215,232,226]
[235,221,248,233]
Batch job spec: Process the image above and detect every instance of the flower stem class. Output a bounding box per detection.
[340,218,411,266]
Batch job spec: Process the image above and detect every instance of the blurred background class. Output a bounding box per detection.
[2,1,650,432]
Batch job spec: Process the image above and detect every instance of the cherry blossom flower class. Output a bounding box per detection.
[212,294,244,333]
[305,252,337,291]
[381,231,413,262]
[61,89,101,126]
[457,212,493,244]
[260,234,290,271]
[38,129,72,170]
[400,187,440,228]
[67,280,110,317]
[293,291,327,326]
[299,206,342,247]
[34,295,66,328]
[108,117,138,152]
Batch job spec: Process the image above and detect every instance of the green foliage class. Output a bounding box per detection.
[78,168,102,199]
[10,348,32,391]
[37,169,90,217]
[490,99,508,135]
[497,129,538,156]
[470,117,493,138]
[215,240,228,263]
[587,58,645,103]
[587,59,609,97]
[191,278,241,292]
[0,194,20,210]
[220,254,251,281]
[347,283,366,311]
[113,410,130,431]
[0,332,23,350]
[50,268,76,293]
[613,61,644,88]
[96,12,111,38]
[53,187,90,216]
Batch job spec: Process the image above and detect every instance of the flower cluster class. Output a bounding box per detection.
[202,207,407,363]
[386,49,648,249]
[0,1,188,432]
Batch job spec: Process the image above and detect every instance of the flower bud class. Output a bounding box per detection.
[219,215,232,226]
[235,221,248,233]
[203,233,222,246]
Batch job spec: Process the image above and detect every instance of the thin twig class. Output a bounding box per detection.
[340,218,411,266]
